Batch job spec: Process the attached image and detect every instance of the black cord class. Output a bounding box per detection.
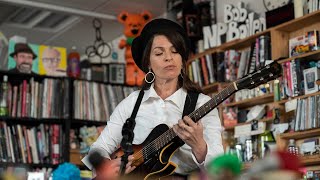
[119,89,145,175]
[119,118,135,175]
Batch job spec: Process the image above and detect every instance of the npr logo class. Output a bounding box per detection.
[203,2,266,49]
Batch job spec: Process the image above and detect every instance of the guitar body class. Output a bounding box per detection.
[112,124,183,180]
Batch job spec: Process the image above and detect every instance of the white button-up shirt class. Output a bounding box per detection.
[83,84,224,174]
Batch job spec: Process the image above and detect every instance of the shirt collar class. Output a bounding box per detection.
[142,83,187,110]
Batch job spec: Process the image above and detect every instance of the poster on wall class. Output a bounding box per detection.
[38,45,67,76]
[8,41,67,76]
[8,41,39,74]
[185,14,201,37]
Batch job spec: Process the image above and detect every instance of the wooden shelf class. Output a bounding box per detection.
[187,29,271,63]
[0,117,65,125]
[0,162,59,168]
[221,93,274,109]
[240,155,320,169]
[224,117,274,131]
[276,91,320,105]
[201,82,230,94]
[300,155,320,166]
[274,10,320,32]
[219,29,271,51]
[71,119,107,126]
[277,49,320,64]
[280,128,320,139]
[70,149,85,166]
[188,47,219,63]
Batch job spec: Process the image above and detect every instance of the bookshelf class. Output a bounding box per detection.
[224,117,274,131]
[202,82,227,94]
[220,93,274,109]
[0,71,70,169]
[187,9,320,168]
[276,128,320,167]
[300,155,320,166]
[69,79,137,166]
[0,70,135,172]
[280,128,320,140]
[271,10,320,60]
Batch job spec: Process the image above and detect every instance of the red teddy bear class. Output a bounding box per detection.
[118,11,152,86]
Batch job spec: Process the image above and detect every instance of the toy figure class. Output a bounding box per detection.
[69,129,79,149]
[79,126,99,154]
[118,11,152,86]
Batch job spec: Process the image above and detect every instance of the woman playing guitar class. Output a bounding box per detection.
[83,18,224,180]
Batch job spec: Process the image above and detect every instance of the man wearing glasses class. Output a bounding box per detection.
[9,43,37,74]
[41,47,66,76]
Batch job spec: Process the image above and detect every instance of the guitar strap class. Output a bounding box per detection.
[119,89,144,175]
[182,91,199,118]
[130,89,145,120]
[174,91,199,147]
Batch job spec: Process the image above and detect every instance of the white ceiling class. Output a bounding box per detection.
[0,0,167,56]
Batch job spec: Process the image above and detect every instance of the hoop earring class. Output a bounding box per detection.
[180,67,185,79]
[145,70,155,83]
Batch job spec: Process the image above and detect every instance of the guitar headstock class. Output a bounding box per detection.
[236,61,282,90]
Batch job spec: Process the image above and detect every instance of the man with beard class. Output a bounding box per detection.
[9,43,37,74]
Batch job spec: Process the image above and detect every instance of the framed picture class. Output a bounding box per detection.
[109,63,125,84]
[91,64,108,83]
[303,67,320,94]
[185,14,201,37]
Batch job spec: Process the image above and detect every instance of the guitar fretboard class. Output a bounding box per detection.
[142,83,237,158]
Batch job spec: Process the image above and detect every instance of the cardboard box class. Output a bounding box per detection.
[303,67,320,94]
[289,34,309,57]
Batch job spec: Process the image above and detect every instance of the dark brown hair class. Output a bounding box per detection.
[140,31,202,94]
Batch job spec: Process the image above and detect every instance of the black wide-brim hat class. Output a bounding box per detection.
[131,18,190,73]
[10,43,37,60]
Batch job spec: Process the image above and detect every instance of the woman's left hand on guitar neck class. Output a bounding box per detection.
[173,116,207,163]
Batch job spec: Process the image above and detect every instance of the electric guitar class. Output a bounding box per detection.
[111,61,282,179]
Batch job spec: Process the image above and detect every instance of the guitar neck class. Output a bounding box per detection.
[188,83,237,123]
[143,83,238,157]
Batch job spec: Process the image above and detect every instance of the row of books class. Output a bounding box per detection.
[188,35,271,87]
[0,122,63,165]
[1,75,139,121]
[294,0,320,18]
[73,80,138,121]
[234,83,273,103]
[225,35,271,82]
[188,54,217,87]
[293,95,320,131]
[4,78,69,119]
[280,59,320,98]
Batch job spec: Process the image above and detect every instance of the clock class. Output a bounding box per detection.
[263,0,292,11]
